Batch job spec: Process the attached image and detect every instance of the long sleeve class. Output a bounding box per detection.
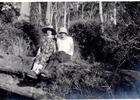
[36,48,41,56]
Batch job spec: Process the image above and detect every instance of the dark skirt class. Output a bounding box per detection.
[45,51,71,69]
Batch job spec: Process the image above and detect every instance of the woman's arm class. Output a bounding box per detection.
[36,48,41,56]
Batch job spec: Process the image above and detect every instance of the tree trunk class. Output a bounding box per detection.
[113,2,117,25]
[18,2,30,21]
[67,11,70,28]
[38,3,42,26]
[55,3,58,32]
[0,73,48,99]
[90,4,93,19]
[50,4,54,25]
[99,1,104,32]
[46,2,52,25]
[41,2,47,26]
[30,2,41,27]
[81,3,84,19]
[64,2,67,27]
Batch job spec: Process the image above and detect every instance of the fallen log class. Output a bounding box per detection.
[0,54,50,99]
[0,65,28,77]
[0,54,65,99]
[0,66,65,99]
[101,35,117,43]
[120,69,140,80]
[0,54,34,76]
[0,73,48,99]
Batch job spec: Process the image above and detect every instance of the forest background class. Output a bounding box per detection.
[0,2,140,99]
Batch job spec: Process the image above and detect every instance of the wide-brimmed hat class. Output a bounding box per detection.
[58,27,68,34]
[42,25,57,35]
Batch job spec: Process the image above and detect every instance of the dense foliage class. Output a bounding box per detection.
[0,21,36,56]
[69,20,104,63]
[0,3,20,23]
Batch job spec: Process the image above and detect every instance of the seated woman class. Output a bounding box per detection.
[40,27,74,77]
[27,25,57,79]
[57,27,74,58]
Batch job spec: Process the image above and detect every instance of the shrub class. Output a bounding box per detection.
[37,62,110,99]
[69,19,104,63]
[69,19,140,68]
[0,21,35,56]
[0,3,20,23]
[14,20,40,47]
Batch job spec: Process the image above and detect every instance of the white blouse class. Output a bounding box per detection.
[57,36,74,56]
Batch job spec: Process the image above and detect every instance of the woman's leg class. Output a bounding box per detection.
[27,62,43,79]
[32,62,43,74]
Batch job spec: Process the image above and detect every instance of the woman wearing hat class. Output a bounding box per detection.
[27,25,57,79]
[40,27,74,77]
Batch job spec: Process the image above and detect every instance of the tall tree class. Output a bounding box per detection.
[113,2,117,25]
[30,2,41,27]
[64,2,67,27]
[99,1,104,32]
[41,2,47,26]
[46,2,52,25]
[19,2,30,21]
[81,2,84,19]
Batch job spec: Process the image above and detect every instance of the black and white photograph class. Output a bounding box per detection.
[0,1,140,99]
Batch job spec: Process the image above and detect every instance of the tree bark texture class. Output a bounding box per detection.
[99,1,104,32]
[30,2,41,27]
[19,2,30,21]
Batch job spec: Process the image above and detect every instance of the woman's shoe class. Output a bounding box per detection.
[40,69,51,78]
[26,70,38,79]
